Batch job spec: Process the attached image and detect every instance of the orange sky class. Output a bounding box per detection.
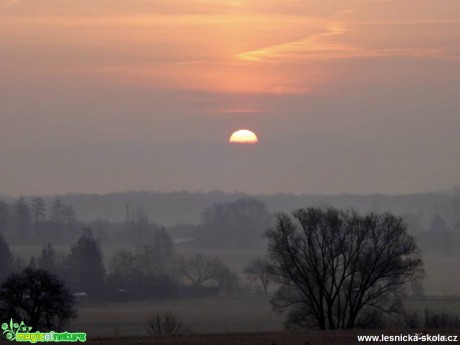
[1,0,459,195]
[2,0,457,94]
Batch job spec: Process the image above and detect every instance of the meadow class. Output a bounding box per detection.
[83,331,386,345]
[69,295,281,337]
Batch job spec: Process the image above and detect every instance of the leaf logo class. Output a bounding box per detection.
[2,319,33,341]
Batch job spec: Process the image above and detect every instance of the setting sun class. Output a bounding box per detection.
[229,129,259,144]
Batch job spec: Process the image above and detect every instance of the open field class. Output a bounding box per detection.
[66,294,460,338]
[82,331,385,345]
[82,330,460,345]
[68,295,282,337]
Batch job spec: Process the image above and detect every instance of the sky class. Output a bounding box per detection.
[1,0,459,196]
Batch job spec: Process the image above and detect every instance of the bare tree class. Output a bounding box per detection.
[243,258,274,294]
[178,254,224,287]
[49,198,76,238]
[107,236,177,296]
[145,310,184,336]
[109,249,137,279]
[126,207,150,244]
[265,208,423,330]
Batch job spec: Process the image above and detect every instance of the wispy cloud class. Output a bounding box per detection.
[238,25,346,61]
[238,25,445,62]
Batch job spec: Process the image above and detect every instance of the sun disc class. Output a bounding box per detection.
[229,129,258,144]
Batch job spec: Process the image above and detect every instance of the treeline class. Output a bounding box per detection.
[0,197,77,244]
[0,196,177,246]
[14,189,460,228]
[0,228,242,303]
[2,193,460,255]
[0,195,272,249]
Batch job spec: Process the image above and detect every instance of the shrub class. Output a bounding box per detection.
[145,310,184,336]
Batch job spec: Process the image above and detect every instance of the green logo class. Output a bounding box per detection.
[2,319,32,341]
[2,319,86,343]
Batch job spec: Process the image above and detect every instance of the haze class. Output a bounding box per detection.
[1,0,459,196]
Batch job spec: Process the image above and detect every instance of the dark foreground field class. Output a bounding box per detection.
[84,330,460,345]
[85,331,371,345]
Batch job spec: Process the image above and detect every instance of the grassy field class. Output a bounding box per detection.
[83,331,403,345]
[67,295,460,338]
[68,295,282,337]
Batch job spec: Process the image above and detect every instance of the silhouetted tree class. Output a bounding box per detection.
[0,268,76,331]
[200,197,270,247]
[107,229,177,296]
[215,266,240,295]
[133,242,177,294]
[243,258,274,294]
[49,199,76,239]
[38,243,57,273]
[66,230,105,293]
[0,234,13,283]
[178,254,225,287]
[126,207,150,244]
[145,310,185,336]
[132,227,174,276]
[266,208,423,330]
[107,249,137,289]
[135,244,164,276]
